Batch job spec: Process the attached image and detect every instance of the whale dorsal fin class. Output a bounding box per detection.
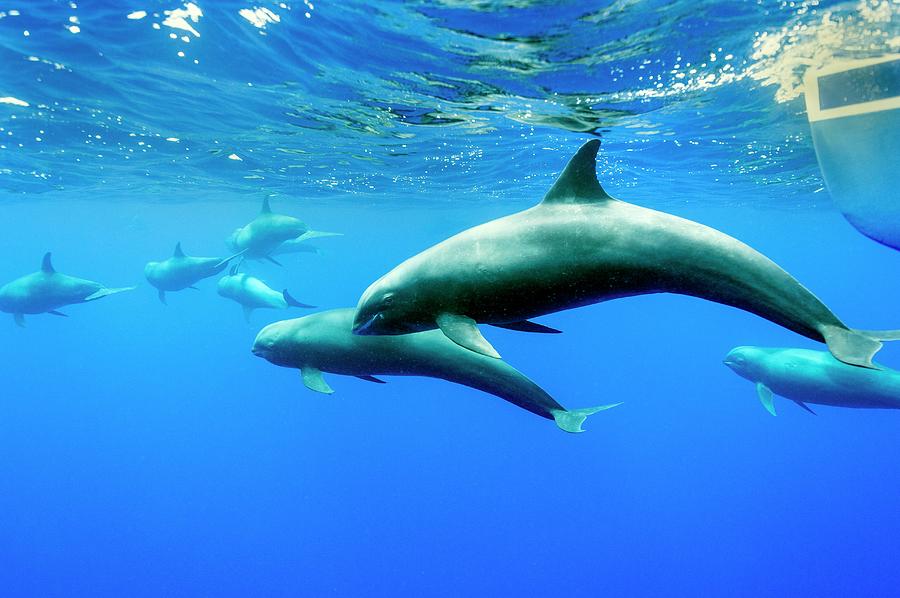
[541,139,612,205]
[261,196,272,214]
[41,252,55,273]
[173,242,186,258]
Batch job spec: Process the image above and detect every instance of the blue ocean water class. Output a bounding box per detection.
[1,1,899,596]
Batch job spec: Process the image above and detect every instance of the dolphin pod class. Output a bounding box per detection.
[217,266,315,322]
[145,242,242,304]
[352,140,900,370]
[6,141,898,432]
[0,253,134,326]
[724,346,900,415]
[252,308,621,432]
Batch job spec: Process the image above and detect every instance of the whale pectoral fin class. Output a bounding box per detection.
[301,367,334,394]
[48,310,68,317]
[491,320,561,334]
[756,382,777,416]
[356,375,386,384]
[436,313,501,359]
[550,403,623,433]
[13,313,25,327]
[792,400,817,415]
[158,290,167,305]
[242,306,254,323]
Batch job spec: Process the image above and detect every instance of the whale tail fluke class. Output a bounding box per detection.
[283,289,315,309]
[295,230,343,242]
[84,286,136,302]
[550,403,623,433]
[823,325,900,369]
[214,248,247,270]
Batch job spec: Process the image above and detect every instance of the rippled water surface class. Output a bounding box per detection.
[1,0,897,200]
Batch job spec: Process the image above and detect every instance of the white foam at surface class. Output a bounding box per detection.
[239,7,281,29]
[0,97,29,107]
[162,2,202,37]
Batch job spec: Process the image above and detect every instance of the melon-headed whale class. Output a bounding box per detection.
[217,267,314,321]
[252,308,620,433]
[0,253,134,326]
[225,228,342,261]
[353,140,900,369]
[229,197,309,264]
[724,346,900,415]
[144,242,242,304]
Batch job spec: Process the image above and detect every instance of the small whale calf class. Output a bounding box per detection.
[0,253,134,326]
[724,346,900,415]
[252,308,621,432]
[229,197,309,265]
[217,267,314,321]
[145,242,241,304]
[353,140,900,369]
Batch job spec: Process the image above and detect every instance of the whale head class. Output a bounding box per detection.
[252,320,292,365]
[252,318,315,367]
[143,261,164,286]
[352,273,422,336]
[225,228,242,253]
[723,346,768,381]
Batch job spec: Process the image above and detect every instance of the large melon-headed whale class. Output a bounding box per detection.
[144,242,242,304]
[217,266,314,322]
[229,197,309,265]
[0,253,134,326]
[353,140,900,369]
[225,228,342,262]
[252,308,620,433]
[724,346,900,415]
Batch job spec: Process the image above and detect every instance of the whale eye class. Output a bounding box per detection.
[383,293,395,306]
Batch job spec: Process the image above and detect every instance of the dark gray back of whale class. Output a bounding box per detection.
[352,140,900,368]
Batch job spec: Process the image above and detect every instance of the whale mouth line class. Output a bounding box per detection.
[352,313,381,335]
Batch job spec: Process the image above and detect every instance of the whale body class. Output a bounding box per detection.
[0,253,134,326]
[226,228,341,261]
[144,242,239,304]
[353,140,900,368]
[230,197,309,263]
[217,270,314,321]
[252,308,620,433]
[724,346,900,415]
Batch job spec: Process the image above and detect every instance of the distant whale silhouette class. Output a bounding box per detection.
[0,253,134,326]
[724,346,900,415]
[353,140,900,369]
[229,197,309,265]
[252,308,620,433]
[226,228,342,260]
[217,267,314,321]
[145,242,242,304]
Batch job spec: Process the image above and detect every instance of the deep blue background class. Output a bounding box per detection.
[2,1,900,596]
[0,196,898,597]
